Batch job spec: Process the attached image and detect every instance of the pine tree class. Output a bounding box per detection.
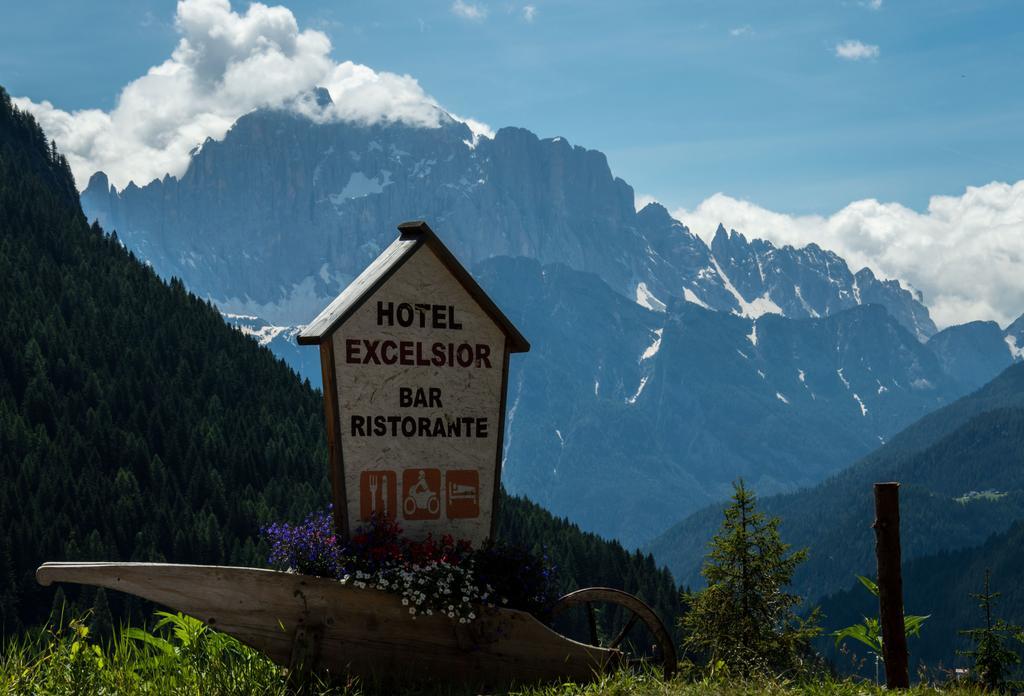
[682,480,820,676]
[958,570,1022,691]
[88,587,113,639]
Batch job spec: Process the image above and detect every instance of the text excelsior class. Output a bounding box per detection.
[344,339,493,368]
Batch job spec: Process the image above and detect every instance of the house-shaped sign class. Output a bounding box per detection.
[298,221,529,546]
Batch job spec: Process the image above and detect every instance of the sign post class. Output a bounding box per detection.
[873,481,910,689]
[298,221,529,545]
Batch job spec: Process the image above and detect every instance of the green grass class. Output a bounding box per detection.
[0,614,996,695]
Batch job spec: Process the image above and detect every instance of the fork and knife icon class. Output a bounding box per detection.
[368,473,389,517]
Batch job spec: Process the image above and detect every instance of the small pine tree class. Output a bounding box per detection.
[89,587,113,639]
[958,570,1022,691]
[682,480,820,676]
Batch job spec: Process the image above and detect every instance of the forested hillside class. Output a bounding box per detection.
[0,87,681,636]
[820,519,1024,670]
[649,363,1024,598]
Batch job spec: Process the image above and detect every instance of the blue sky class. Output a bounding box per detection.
[2,0,1021,215]
[3,1,1024,326]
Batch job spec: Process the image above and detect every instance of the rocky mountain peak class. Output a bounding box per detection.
[313,86,333,107]
[79,107,937,339]
[84,171,110,196]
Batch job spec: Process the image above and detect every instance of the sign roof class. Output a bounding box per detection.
[298,221,529,352]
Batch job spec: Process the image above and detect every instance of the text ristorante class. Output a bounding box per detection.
[350,414,489,438]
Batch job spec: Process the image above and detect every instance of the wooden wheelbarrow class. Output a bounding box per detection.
[37,562,676,686]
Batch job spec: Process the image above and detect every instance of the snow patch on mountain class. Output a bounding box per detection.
[236,323,289,347]
[711,256,783,319]
[626,376,649,404]
[740,293,785,320]
[635,282,667,312]
[1006,335,1024,360]
[641,328,664,361]
[331,171,392,203]
[683,287,710,309]
[852,393,869,416]
[502,371,525,465]
[794,286,820,318]
[222,312,260,321]
[837,368,850,390]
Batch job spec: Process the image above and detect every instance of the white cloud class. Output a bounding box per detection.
[449,113,495,146]
[14,0,487,190]
[729,25,753,37]
[671,181,1024,329]
[865,0,883,9]
[451,0,487,21]
[835,40,880,60]
[522,4,537,22]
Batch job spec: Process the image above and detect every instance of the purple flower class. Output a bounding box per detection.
[261,509,345,577]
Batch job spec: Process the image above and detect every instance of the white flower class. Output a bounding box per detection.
[409,607,416,615]
[401,598,409,606]
[459,617,467,624]
[469,613,475,620]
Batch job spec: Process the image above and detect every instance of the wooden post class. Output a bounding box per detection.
[873,482,909,688]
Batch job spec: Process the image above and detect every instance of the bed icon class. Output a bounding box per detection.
[445,470,480,519]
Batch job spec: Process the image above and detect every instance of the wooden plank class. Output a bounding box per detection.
[320,339,348,538]
[37,562,615,685]
[298,235,420,345]
[413,222,529,353]
[490,337,512,539]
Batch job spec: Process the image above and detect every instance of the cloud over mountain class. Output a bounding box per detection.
[14,0,478,189]
[673,181,1024,329]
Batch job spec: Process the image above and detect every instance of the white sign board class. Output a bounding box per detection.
[300,222,528,545]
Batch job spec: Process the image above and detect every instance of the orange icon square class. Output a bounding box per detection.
[402,468,441,520]
[359,470,397,521]
[445,470,480,519]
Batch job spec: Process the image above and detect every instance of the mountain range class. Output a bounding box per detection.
[9,81,1024,668]
[647,360,1024,600]
[78,97,1024,546]
[80,95,935,336]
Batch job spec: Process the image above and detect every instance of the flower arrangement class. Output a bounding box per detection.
[262,509,344,579]
[261,509,557,623]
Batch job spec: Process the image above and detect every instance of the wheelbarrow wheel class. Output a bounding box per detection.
[549,587,678,680]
